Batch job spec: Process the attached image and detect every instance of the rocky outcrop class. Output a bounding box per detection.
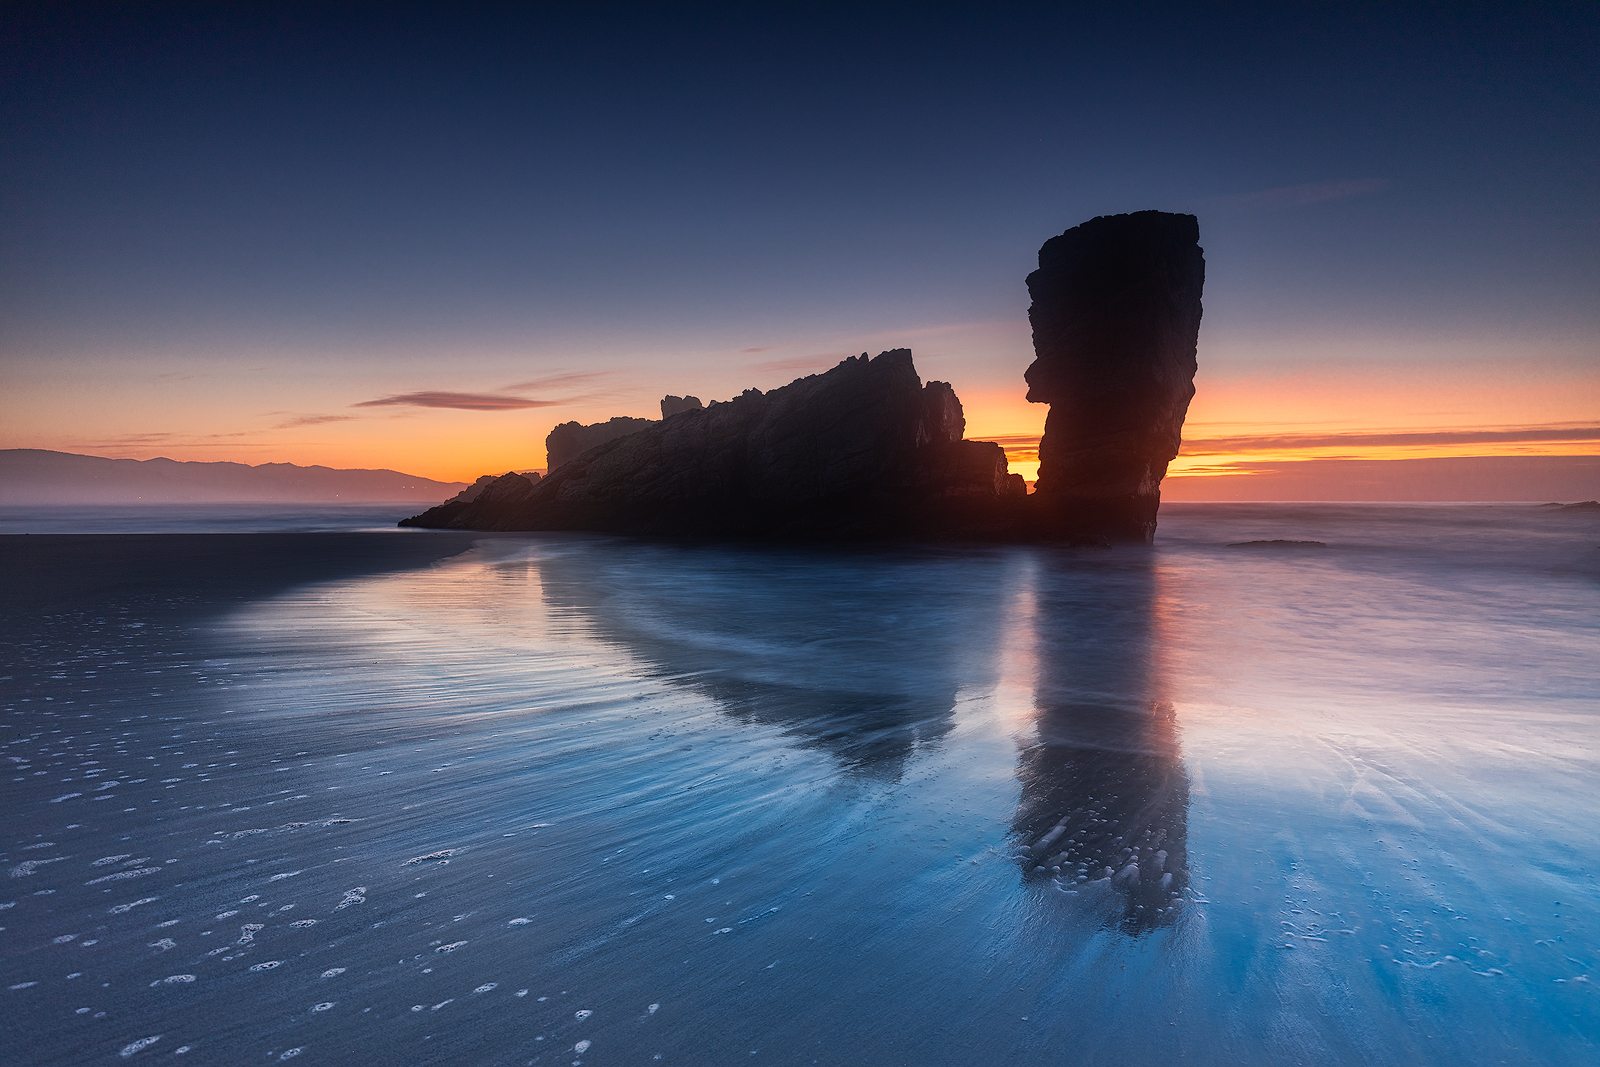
[450,474,500,504]
[661,395,703,418]
[448,471,542,506]
[545,417,655,472]
[404,210,1204,543]
[403,350,1025,537]
[404,470,542,528]
[547,397,706,468]
[1025,211,1204,542]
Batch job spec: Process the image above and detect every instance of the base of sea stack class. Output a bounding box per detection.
[401,492,1165,547]
[1020,493,1161,545]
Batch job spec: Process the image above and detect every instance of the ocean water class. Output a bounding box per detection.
[0,504,427,535]
[2,504,1597,1065]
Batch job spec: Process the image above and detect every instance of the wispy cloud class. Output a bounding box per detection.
[740,346,772,354]
[497,371,616,393]
[973,433,1041,461]
[754,354,848,374]
[1181,423,1600,455]
[970,423,1600,466]
[975,434,1044,448]
[78,431,279,454]
[1163,455,1600,501]
[89,431,259,446]
[353,391,576,411]
[275,414,358,428]
[1218,177,1389,209]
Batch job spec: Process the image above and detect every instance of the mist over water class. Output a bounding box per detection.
[3,505,1597,1065]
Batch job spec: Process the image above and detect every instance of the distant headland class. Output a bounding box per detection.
[404,211,1206,543]
[0,450,467,506]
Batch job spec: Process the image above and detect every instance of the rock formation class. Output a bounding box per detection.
[660,395,703,418]
[1024,211,1204,542]
[447,471,541,506]
[545,417,655,472]
[403,350,1025,537]
[409,470,543,528]
[404,210,1204,542]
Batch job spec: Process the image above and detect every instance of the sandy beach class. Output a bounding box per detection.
[3,508,1597,1064]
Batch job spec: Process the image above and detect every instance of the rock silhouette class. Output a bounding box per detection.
[660,395,704,418]
[403,350,1024,536]
[404,212,1203,542]
[545,416,655,472]
[1025,211,1204,542]
[448,470,541,506]
[410,470,543,528]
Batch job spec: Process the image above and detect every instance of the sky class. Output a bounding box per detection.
[2,2,1597,497]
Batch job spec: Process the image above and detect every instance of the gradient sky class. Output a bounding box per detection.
[3,3,1597,495]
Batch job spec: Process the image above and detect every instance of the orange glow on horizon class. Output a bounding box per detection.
[9,348,1596,490]
[958,361,1600,490]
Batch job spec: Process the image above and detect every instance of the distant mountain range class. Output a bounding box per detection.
[0,450,467,505]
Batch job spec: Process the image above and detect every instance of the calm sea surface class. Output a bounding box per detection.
[3,504,1597,1065]
[0,504,424,535]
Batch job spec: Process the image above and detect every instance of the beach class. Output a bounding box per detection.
[2,506,1598,1064]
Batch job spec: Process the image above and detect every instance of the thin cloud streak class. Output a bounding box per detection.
[972,423,1600,458]
[1181,424,1600,455]
[975,433,1046,447]
[353,391,573,411]
[497,371,616,392]
[1163,455,1600,502]
[86,431,259,447]
[754,355,845,374]
[77,434,287,455]
[275,414,358,428]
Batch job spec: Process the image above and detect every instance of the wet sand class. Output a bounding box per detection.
[3,511,1597,1065]
[1,533,483,625]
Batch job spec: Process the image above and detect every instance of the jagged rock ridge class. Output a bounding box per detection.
[403,350,1024,537]
[660,395,703,418]
[545,417,655,472]
[544,396,705,473]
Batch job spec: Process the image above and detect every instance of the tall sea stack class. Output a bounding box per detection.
[1024,211,1204,542]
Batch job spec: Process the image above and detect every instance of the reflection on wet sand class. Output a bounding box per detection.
[513,539,1189,931]
[1012,554,1189,933]
[529,541,1014,778]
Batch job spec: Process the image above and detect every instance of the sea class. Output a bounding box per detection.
[2,503,1597,1065]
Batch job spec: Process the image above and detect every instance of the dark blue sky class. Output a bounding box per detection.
[2,2,1596,482]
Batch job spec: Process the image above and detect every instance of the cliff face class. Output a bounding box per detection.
[1024,211,1204,542]
[403,350,1024,537]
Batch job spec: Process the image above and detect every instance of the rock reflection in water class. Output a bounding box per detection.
[1013,554,1189,932]
[531,541,1013,778]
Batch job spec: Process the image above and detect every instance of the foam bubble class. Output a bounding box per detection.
[119,1035,161,1057]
